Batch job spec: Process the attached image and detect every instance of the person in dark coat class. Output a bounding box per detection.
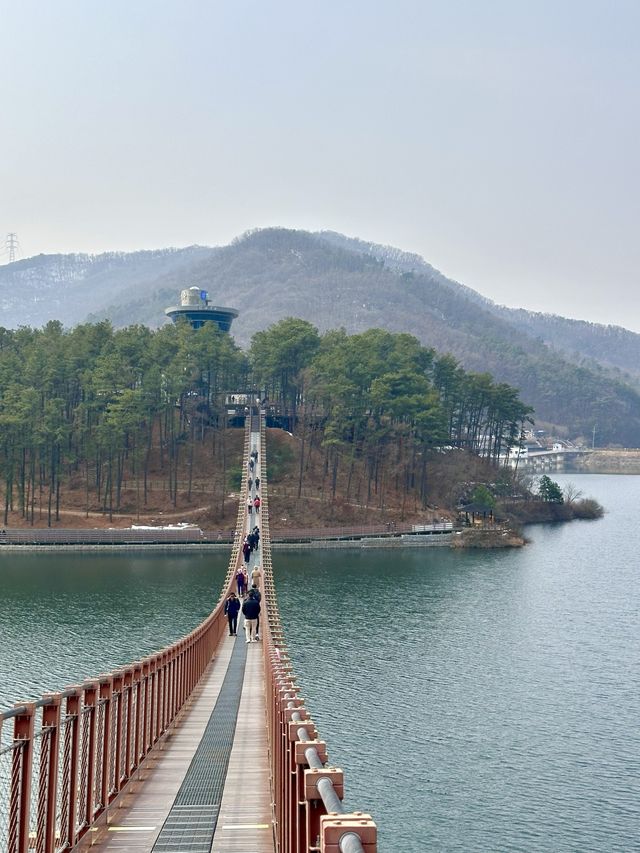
[248,585,262,638]
[242,594,261,643]
[224,593,240,636]
[235,568,246,597]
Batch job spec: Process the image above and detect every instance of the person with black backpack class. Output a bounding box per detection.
[248,584,262,639]
[242,592,260,643]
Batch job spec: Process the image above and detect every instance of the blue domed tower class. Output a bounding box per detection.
[165,287,238,332]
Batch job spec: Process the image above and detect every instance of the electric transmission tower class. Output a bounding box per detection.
[4,232,20,263]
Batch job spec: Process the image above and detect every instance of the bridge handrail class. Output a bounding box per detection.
[257,415,377,852]
[0,421,252,853]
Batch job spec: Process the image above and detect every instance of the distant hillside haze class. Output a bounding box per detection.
[1,227,640,446]
[0,246,217,329]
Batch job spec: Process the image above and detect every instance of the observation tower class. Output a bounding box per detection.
[165,287,238,331]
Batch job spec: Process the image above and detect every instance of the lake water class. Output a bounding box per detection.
[0,475,638,851]
[0,552,228,705]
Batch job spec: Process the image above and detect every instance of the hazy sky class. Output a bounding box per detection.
[1,1,639,331]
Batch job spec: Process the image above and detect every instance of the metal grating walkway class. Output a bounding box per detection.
[151,635,248,852]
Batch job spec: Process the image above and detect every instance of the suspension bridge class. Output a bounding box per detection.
[0,413,377,853]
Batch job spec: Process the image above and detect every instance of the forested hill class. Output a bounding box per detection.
[2,228,640,445]
[316,230,640,384]
[487,308,640,384]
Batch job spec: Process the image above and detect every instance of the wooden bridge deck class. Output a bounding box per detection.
[76,635,274,853]
[78,428,275,853]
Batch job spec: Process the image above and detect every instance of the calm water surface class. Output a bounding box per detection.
[0,552,227,705]
[0,475,638,851]
[276,474,639,852]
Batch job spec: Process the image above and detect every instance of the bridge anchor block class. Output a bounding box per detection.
[320,813,377,852]
[304,767,344,800]
[295,739,328,764]
[288,720,317,741]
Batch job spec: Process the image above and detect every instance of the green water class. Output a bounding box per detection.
[0,475,638,851]
[0,552,227,704]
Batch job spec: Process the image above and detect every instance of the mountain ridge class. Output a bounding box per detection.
[1,227,639,445]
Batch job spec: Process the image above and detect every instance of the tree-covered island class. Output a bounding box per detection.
[0,317,602,540]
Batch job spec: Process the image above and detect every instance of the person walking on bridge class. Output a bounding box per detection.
[242,593,260,643]
[235,568,245,598]
[254,495,261,513]
[248,585,262,639]
[224,592,240,636]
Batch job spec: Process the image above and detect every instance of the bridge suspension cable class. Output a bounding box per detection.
[0,413,377,853]
[257,412,377,852]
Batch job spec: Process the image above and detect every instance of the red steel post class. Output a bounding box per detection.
[149,656,159,745]
[183,641,190,707]
[171,646,180,718]
[112,672,124,795]
[141,660,151,756]
[11,702,35,853]
[123,667,133,782]
[82,682,98,833]
[63,690,81,850]
[164,652,172,730]
[131,664,142,773]
[176,644,183,716]
[121,666,135,787]
[168,649,176,722]
[157,653,165,738]
[161,651,169,735]
[38,694,62,853]
[98,676,113,811]
[183,643,191,701]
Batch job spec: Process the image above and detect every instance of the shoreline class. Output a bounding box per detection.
[0,529,528,552]
[0,536,454,553]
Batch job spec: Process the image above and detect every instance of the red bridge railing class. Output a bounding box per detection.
[0,423,252,853]
[257,417,378,852]
[0,416,378,853]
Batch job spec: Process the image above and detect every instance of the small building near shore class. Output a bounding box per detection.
[459,501,496,526]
